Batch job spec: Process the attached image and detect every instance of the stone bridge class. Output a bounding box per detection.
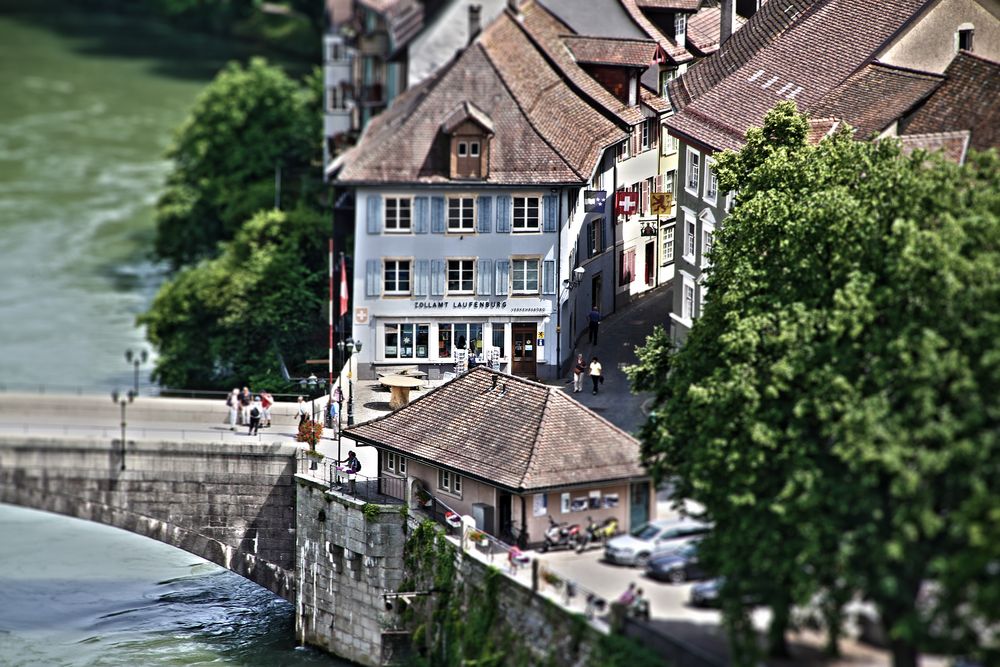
[0,394,301,601]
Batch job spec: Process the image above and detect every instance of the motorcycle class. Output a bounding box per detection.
[574,516,619,553]
[540,514,580,552]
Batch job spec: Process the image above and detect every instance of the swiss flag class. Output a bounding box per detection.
[339,255,349,317]
[615,191,640,217]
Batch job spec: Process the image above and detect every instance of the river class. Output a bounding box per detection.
[0,4,350,665]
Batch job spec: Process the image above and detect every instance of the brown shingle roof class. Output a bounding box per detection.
[564,35,658,68]
[897,131,971,164]
[685,6,746,56]
[356,0,424,53]
[636,0,701,10]
[666,0,930,151]
[812,63,943,139]
[441,101,495,134]
[899,51,1000,153]
[618,0,693,63]
[336,10,624,185]
[641,85,672,112]
[807,117,842,144]
[345,368,647,492]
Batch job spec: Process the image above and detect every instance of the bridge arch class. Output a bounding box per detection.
[0,436,297,601]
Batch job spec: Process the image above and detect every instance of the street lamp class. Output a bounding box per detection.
[124,348,148,395]
[337,338,363,428]
[299,373,326,424]
[111,389,135,471]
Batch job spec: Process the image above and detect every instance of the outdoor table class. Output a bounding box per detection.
[403,370,427,378]
[381,375,424,410]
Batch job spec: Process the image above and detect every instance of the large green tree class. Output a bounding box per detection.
[140,206,327,389]
[630,103,999,667]
[154,57,321,268]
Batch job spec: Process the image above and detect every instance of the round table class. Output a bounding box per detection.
[381,375,424,410]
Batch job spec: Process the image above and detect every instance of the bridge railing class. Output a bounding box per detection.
[295,450,405,505]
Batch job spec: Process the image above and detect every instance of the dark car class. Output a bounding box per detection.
[646,541,707,583]
[689,577,763,608]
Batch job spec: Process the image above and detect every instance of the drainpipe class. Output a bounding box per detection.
[555,188,562,379]
[611,153,618,315]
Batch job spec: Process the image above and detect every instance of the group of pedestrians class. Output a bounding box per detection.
[226,386,273,435]
[571,304,605,395]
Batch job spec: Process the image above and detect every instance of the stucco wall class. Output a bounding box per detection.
[879,0,1000,73]
[0,436,298,600]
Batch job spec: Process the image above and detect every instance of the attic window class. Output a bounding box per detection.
[674,15,686,40]
[458,142,468,157]
[958,28,974,51]
[469,141,480,157]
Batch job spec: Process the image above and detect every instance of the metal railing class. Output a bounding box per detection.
[295,450,405,504]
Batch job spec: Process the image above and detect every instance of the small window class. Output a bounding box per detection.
[675,14,686,40]
[705,166,718,204]
[589,219,603,256]
[682,280,695,320]
[386,451,396,471]
[663,226,674,263]
[687,149,700,192]
[640,120,650,150]
[513,196,540,231]
[448,197,475,231]
[385,198,411,232]
[958,28,974,51]
[618,140,630,162]
[383,260,411,295]
[511,258,540,294]
[469,141,480,157]
[684,219,696,261]
[454,475,462,493]
[492,326,505,357]
[702,230,714,265]
[447,259,475,294]
[398,456,407,474]
[458,141,468,157]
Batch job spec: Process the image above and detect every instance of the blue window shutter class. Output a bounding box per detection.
[495,259,510,295]
[543,194,558,232]
[431,196,445,234]
[414,259,430,297]
[586,221,594,259]
[365,259,379,297]
[542,260,556,294]
[366,194,382,234]
[477,195,493,233]
[496,195,512,233]
[414,197,429,234]
[477,259,493,296]
[600,217,606,252]
[430,259,445,296]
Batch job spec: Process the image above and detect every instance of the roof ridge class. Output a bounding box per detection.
[868,60,945,80]
[954,49,1000,67]
[516,383,553,489]
[562,34,657,45]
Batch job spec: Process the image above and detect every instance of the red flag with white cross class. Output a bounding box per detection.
[615,191,639,217]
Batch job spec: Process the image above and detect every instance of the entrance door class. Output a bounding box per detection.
[645,241,655,286]
[498,492,512,539]
[591,273,602,310]
[511,323,537,377]
[629,482,650,531]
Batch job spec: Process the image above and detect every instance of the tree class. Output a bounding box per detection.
[629,102,1000,667]
[154,57,321,268]
[140,206,327,389]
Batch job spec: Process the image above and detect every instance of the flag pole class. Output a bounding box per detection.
[328,237,334,402]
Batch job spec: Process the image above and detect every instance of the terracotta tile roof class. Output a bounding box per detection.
[518,0,647,125]
[812,63,944,139]
[441,101,495,134]
[344,368,647,492]
[336,10,624,185]
[899,51,1000,154]
[666,0,930,151]
[636,0,701,10]
[685,7,747,56]
[641,85,672,112]
[897,130,971,164]
[618,0,693,63]
[564,35,659,68]
[806,117,842,144]
[357,0,424,52]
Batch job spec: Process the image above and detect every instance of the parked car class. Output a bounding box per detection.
[688,577,762,608]
[646,541,707,583]
[604,518,711,568]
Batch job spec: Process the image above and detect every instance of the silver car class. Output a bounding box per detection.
[603,518,711,568]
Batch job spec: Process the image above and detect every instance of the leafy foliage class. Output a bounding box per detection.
[629,102,1000,666]
[297,419,323,448]
[153,57,321,268]
[140,206,327,389]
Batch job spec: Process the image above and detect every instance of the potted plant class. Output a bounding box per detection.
[297,419,324,449]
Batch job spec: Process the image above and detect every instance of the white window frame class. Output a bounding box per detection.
[512,195,541,232]
[511,257,540,295]
[446,258,476,295]
[618,139,630,162]
[385,451,396,472]
[675,14,686,41]
[685,147,701,195]
[682,210,697,264]
[703,161,718,206]
[661,127,678,156]
[957,26,974,51]
[383,323,430,360]
[383,258,412,295]
[469,141,480,157]
[447,196,475,232]
[700,212,716,269]
[384,197,412,232]
[698,275,709,315]
[640,119,650,151]
[438,468,462,496]
[458,141,468,157]
[663,224,675,264]
[682,272,695,322]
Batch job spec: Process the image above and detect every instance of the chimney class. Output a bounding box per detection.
[508,0,519,13]
[720,0,735,45]
[468,4,482,44]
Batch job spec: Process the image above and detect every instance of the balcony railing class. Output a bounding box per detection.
[296,450,405,504]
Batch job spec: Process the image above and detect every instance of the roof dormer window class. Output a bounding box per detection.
[441,102,494,181]
[958,25,974,51]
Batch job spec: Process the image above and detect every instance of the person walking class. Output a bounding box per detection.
[573,354,586,393]
[587,306,601,345]
[296,396,309,427]
[248,398,262,436]
[589,356,603,395]
[226,388,239,431]
[239,386,252,426]
[259,390,273,428]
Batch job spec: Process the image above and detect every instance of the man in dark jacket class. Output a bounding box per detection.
[588,306,601,345]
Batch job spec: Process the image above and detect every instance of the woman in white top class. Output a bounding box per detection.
[296,396,309,426]
[589,357,603,395]
[226,388,239,430]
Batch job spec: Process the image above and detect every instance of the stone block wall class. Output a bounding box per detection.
[0,436,298,600]
[295,476,408,667]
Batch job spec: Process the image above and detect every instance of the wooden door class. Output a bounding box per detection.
[511,323,537,377]
[645,241,655,286]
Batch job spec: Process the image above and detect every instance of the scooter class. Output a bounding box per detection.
[574,516,619,553]
[540,514,580,552]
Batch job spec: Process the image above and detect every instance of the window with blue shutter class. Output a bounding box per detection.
[542,260,556,294]
[431,196,445,234]
[414,259,430,296]
[495,195,512,233]
[365,259,379,296]
[543,194,558,232]
[476,195,493,233]
[414,197,429,234]
[495,259,510,295]
[430,259,445,296]
[477,259,493,295]
[366,194,382,234]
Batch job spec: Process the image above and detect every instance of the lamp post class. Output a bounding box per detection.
[299,373,326,424]
[111,389,135,471]
[124,348,148,395]
[337,338,363,427]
